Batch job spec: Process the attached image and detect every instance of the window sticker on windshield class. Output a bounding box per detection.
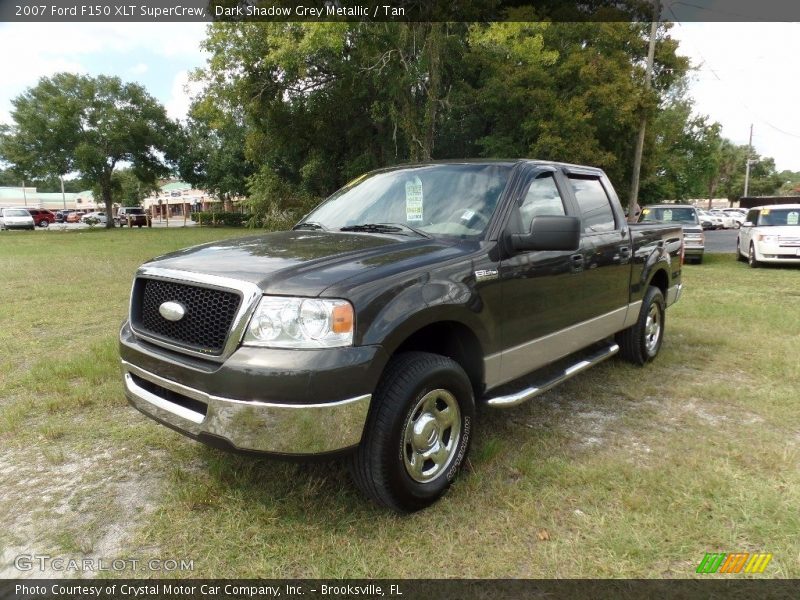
[761,209,771,216]
[642,208,650,215]
[405,177,423,222]
[663,209,673,221]
[788,212,799,225]
[461,209,475,221]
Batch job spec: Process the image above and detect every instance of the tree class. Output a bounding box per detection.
[639,93,722,204]
[0,73,177,227]
[177,96,254,206]
[91,169,159,208]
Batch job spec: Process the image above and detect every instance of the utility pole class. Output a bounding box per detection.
[628,0,661,222]
[22,180,28,207]
[743,123,754,198]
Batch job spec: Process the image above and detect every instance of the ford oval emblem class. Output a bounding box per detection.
[159,301,186,322]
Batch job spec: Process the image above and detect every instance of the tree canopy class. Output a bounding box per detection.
[188,19,768,217]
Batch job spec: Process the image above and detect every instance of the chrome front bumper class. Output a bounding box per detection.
[121,361,371,455]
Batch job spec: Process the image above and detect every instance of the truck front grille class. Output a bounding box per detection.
[131,278,242,355]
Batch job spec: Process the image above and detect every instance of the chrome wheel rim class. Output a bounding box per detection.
[402,389,461,483]
[644,303,661,355]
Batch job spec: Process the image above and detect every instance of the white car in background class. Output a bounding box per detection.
[80,211,108,225]
[737,204,800,267]
[722,208,746,227]
[0,207,36,230]
[709,209,736,229]
[696,209,723,230]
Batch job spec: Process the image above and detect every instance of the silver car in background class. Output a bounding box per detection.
[639,204,705,264]
[0,207,36,230]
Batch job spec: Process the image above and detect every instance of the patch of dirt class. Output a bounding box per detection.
[0,444,163,579]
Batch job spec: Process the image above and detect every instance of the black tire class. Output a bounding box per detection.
[349,351,475,512]
[39,220,49,228]
[616,286,666,366]
[748,242,760,268]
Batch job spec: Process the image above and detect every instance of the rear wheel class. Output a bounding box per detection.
[38,220,49,228]
[349,352,474,512]
[616,286,665,366]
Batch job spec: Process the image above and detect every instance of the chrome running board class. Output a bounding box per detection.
[485,343,619,408]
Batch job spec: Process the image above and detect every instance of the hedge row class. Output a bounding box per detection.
[191,212,252,227]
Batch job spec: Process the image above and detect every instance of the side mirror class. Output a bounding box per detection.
[509,215,581,253]
[742,221,754,228]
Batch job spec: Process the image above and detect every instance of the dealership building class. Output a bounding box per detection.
[0,186,97,210]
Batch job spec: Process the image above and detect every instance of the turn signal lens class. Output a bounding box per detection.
[332,303,354,334]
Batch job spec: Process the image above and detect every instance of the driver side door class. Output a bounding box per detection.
[490,168,586,387]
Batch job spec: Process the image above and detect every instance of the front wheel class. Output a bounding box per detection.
[349,352,474,512]
[616,286,665,366]
[749,243,760,268]
[39,220,49,228]
[736,238,747,262]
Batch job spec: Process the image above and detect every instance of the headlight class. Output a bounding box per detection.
[757,234,779,243]
[243,296,354,348]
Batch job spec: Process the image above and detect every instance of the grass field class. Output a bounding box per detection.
[0,228,798,579]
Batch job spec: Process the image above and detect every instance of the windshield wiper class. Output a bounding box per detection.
[340,223,430,238]
[293,221,328,231]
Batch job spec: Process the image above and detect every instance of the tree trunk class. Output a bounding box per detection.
[421,23,443,161]
[102,173,115,228]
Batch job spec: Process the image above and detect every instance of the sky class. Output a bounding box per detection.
[0,21,798,173]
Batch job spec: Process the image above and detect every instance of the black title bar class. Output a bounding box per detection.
[1,0,800,22]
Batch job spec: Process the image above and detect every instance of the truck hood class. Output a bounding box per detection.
[142,230,473,296]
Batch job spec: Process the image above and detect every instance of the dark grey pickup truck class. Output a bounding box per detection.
[120,160,683,511]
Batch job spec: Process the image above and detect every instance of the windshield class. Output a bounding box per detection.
[639,206,698,225]
[757,208,800,226]
[3,209,29,217]
[126,208,144,214]
[302,164,512,238]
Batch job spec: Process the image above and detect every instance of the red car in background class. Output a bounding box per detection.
[27,209,57,227]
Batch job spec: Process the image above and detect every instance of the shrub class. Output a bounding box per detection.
[190,212,251,227]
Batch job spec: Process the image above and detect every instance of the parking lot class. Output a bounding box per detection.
[704,229,738,254]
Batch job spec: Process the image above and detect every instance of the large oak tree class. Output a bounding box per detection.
[0,73,177,227]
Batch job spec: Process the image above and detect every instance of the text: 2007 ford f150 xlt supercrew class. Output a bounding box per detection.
[120,160,683,511]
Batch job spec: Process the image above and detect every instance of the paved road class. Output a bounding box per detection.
[704,228,739,253]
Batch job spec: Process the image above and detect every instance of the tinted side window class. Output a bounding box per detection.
[569,176,616,233]
[519,174,566,227]
[746,209,759,225]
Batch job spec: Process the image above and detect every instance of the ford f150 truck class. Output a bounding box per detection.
[120,160,683,512]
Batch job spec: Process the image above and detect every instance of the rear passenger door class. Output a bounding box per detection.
[563,171,631,323]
